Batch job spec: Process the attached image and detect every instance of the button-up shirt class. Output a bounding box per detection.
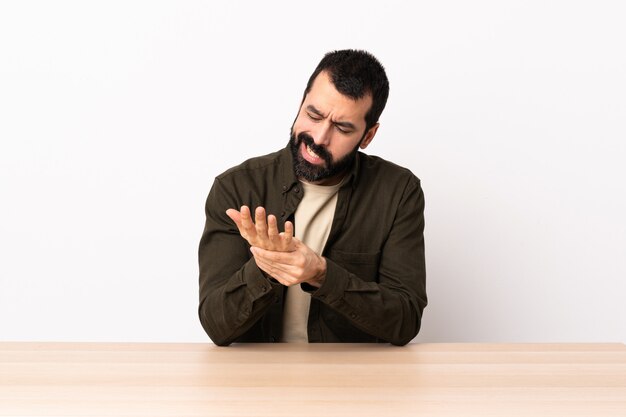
[198,145,427,346]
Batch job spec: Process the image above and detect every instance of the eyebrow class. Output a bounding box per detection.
[306,105,357,131]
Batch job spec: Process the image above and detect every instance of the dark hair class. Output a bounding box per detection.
[303,49,390,132]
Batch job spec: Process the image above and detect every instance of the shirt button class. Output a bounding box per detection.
[294,187,300,193]
[282,185,287,191]
[280,211,286,218]
[350,313,357,319]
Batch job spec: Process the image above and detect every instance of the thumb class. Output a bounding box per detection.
[225,209,242,225]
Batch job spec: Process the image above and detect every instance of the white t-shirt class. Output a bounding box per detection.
[280,179,342,343]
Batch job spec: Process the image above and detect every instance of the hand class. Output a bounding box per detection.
[250,238,327,288]
[226,205,295,252]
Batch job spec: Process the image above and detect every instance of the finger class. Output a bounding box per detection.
[226,209,251,240]
[253,255,275,276]
[225,209,242,228]
[252,255,280,281]
[251,247,299,275]
[284,221,294,238]
[267,214,279,243]
[283,221,294,250]
[240,205,257,239]
[250,245,281,262]
[252,245,304,285]
[252,245,294,263]
[255,207,269,242]
[253,256,296,287]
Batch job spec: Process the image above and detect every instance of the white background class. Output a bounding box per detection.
[1,1,624,343]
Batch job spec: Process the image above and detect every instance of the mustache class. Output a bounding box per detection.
[297,132,332,164]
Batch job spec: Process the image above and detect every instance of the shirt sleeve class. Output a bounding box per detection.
[198,177,282,346]
[307,176,427,346]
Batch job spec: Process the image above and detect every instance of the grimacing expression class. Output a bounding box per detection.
[289,71,379,185]
[289,131,361,183]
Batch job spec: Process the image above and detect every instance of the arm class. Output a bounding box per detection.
[250,177,427,345]
[198,178,282,346]
[320,177,427,345]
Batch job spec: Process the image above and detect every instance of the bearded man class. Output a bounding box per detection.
[198,49,427,346]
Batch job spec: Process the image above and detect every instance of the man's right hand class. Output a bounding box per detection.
[226,205,295,252]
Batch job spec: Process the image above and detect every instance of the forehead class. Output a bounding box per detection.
[304,71,372,124]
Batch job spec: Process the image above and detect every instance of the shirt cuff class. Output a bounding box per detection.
[302,257,348,304]
[244,258,282,298]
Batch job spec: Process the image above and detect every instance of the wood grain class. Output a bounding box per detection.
[1,342,625,416]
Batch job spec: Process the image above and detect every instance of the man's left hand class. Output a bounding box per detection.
[250,239,327,288]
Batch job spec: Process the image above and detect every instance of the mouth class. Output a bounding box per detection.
[300,141,325,165]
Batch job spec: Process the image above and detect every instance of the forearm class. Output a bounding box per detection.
[309,258,426,346]
[199,258,281,346]
[307,176,426,345]
[198,177,283,346]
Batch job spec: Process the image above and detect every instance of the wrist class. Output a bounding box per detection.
[309,256,327,288]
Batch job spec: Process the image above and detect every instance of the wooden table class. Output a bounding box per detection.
[1,342,625,416]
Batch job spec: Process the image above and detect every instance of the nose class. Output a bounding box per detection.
[312,122,332,147]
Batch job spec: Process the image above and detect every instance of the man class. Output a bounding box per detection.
[198,49,426,346]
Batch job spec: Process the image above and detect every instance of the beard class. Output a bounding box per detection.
[289,131,361,183]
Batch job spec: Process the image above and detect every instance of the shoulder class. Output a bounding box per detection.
[356,152,421,188]
[216,149,285,182]
[354,153,425,218]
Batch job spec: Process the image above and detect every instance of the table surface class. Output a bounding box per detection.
[1,342,625,417]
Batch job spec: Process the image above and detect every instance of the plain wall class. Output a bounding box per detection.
[1,0,624,343]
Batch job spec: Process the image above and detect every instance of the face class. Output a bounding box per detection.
[290,71,379,185]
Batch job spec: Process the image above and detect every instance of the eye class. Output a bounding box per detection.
[335,126,349,134]
[307,113,322,121]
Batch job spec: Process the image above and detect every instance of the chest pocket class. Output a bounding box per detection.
[326,249,381,282]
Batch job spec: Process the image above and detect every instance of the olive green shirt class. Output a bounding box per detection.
[198,145,427,346]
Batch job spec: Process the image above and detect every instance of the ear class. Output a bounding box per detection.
[359,123,379,150]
